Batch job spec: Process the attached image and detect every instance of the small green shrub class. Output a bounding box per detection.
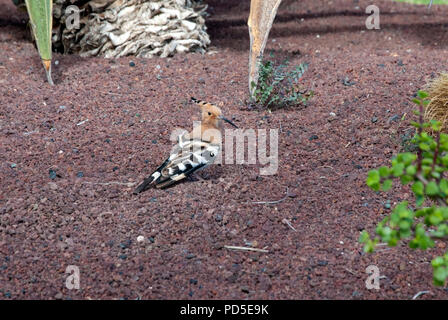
[361,90,448,286]
[250,56,312,109]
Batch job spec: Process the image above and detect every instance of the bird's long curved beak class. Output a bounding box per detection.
[219,116,238,128]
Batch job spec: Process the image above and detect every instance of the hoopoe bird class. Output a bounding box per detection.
[133,97,238,193]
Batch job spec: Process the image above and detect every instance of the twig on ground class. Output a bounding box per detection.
[77,119,89,126]
[282,218,297,232]
[344,268,357,275]
[82,181,136,187]
[224,245,269,253]
[99,90,124,96]
[412,290,430,300]
[252,187,290,205]
[317,165,334,170]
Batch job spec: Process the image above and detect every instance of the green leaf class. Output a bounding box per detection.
[359,230,369,243]
[431,171,441,179]
[409,239,418,249]
[366,170,380,191]
[412,181,424,196]
[406,165,416,176]
[419,143,430,151]
[400,175,413,185]
[417,90,429,99]
[433,267,447,286]
[412,98,421,105]
[426,181,439,196]
[432,257,445,268]
[392,163,405,177]
[379,166,390,177]
[431,120,442,131]
[440,179,448,194]
[25,0,53,85]
[382,180,393,191]
[416,195,425,207]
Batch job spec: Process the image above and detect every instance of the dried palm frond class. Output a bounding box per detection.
[424,73,448,133]
[14,0,210,58]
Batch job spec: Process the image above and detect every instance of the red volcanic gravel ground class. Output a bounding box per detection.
[1,0,448,299]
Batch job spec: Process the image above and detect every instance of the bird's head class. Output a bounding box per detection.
[191,97,238,129]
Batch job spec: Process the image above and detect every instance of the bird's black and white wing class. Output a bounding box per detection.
[133,139,220,193]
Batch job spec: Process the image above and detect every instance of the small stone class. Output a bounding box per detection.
[137,235,145,243]
[129,61,136,67]
[189,279,198,285]
[329,112,336,117]
[371,117,378,123]
[48,182,58,190]
[119,254,127,260]
[388,115,400,123]
[215,214,223,222]
[49,169,57,180]
[186,253,196,259]
[309,135,318,141]
[76,172,84,178]
[119,240,131,249]
[352,291,362,297]
[198,77,206,84]
[10,163,17,168]
[54,292,63,299]
[342,77,356,86]
[241,287,250,293]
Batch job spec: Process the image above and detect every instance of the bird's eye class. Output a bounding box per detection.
[210,152,215,157]
[208,112,212,116]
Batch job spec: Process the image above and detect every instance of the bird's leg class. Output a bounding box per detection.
[248,0,283,98]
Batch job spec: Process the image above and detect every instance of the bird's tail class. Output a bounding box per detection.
[133,159,169,194]
[133,173,158,194]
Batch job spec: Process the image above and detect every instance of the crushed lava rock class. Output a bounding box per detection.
[1,0,448,299]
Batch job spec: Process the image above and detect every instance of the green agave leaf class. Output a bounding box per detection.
[25,0,53,85]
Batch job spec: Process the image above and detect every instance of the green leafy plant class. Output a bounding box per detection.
[23,0,54,85]
[250,56,312,109]
[361,90,448,286]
